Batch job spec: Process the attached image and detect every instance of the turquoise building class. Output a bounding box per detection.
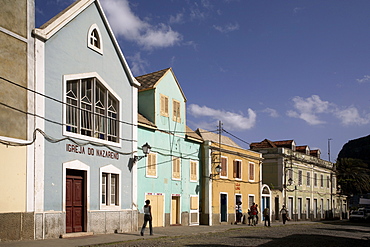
[136,68,203,227]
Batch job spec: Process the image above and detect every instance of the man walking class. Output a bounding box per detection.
[280,205,288,224]
[250,202,258,226]
[140,200,153,236]
[263,207,271,227]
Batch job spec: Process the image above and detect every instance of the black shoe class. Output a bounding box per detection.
[140,232,143,236]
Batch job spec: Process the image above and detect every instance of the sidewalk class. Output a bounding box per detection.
[0,221,319,247]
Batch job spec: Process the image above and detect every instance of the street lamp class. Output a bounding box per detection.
[134,142,151,163]
[210,164,222,179]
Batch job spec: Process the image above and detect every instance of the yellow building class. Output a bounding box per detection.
[196,128,265,225]
[0,0,35,241]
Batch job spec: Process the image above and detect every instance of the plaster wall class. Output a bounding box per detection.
[41,3,135,212]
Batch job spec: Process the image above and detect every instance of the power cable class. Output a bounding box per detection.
[0,76,214,135]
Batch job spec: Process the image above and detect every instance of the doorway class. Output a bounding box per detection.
[275,197,279,220]
[171,195,180,225]
[66,169,86,233]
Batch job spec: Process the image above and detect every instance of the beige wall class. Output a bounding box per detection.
[0,0,28,38]
[0,0,29,140]
[0,145,27,213]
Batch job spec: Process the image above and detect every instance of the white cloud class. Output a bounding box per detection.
[169,13,184,24]
[287,95,370,126]
[213,23,239,33]
[188,104,256,130]
[101,0,182,49]
[334,107,370,126]
[286,95,332,125]
[126,52,148,76]
[356,75,370,83]
[263,108,279,118]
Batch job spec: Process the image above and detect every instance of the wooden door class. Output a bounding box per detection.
[171,196,180,225]
[146,194,164,227]
[66,171,84,233]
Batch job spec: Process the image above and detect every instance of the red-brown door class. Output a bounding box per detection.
[66,170,84,233]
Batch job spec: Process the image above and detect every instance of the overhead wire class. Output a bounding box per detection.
[0,76,215,135]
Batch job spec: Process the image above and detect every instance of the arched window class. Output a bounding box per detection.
[88,24,103,54]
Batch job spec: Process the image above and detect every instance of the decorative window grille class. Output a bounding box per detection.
[66,77,119,142]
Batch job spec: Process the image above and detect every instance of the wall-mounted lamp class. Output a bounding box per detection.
[210,164,222,179]
[288,177,293,186]
[134,142,151,163]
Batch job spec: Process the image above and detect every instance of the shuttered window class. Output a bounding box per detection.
[298,170,302,185]
[221,157,227,177]
[146,153,157,177]
[307,172,310,186]
[160,94,169,117]
[172,99,181,122]
[190,161,197,181]
[190,196,199,210]
[172,157,181,180]
[233,160,241,179]
[249,163,255,181]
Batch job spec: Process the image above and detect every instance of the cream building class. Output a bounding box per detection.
[0,0,35,241]
[250,139,346,221]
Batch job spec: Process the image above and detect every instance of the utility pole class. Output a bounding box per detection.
[328,138,332,162]
[328,138,333,219]
[218,121,222,170]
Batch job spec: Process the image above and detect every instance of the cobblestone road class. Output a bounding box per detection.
[91,222,370,247]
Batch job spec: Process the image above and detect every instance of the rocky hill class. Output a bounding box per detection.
[337,134,370,166]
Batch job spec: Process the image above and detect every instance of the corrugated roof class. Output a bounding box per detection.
[138,113,156,129]
[196,128,240,148]
[186,126,203,142]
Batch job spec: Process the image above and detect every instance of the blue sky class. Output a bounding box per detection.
[36,0,370,161]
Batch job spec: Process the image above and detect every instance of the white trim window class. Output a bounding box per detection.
[307,172,311,187]
[146,153,157,178]
[160,94,169,117]
[326,176,330,188]
[87,24,103,54]
[190,161,197,182]
[100,165,121,209]
[65,74,120,144]
[220,156,228,178]
[233,160,242,180]
[172,99,181,122]
[298,170,302,186]
[172,157,181,180]
[249,162,255,181]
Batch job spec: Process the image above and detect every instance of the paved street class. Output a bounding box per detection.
[91,221,370,247]
[1,221,369,247]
